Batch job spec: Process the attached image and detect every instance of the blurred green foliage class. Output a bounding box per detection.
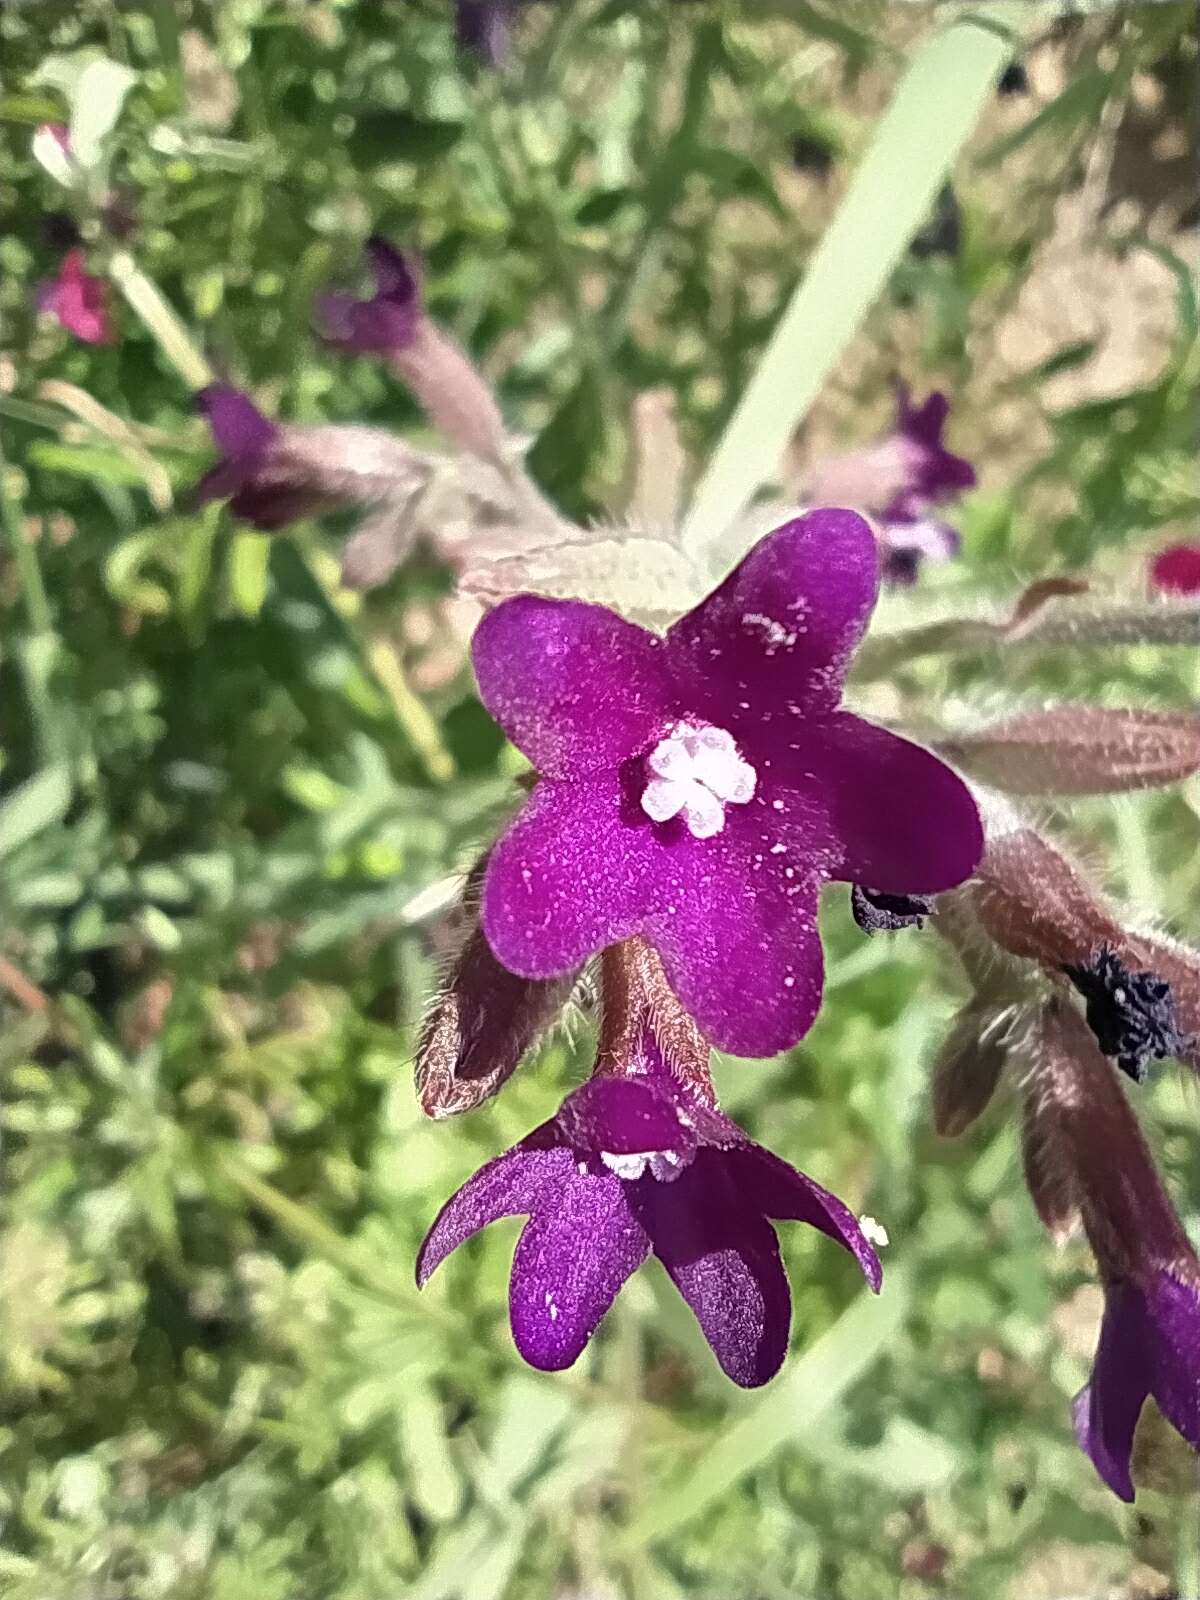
[1,2,1199,1596]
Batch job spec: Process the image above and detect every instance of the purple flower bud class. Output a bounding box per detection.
[193,383,432,533]
[35,249,115,345]
[1031,1001,1200,1500]
[417,938,881,1385]
[316,237,422,357]
[318,238,506,458]
[472,511,982,1058]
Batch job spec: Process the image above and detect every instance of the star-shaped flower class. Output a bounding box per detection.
[417,1027,881,1386]
[473,510,983,1057]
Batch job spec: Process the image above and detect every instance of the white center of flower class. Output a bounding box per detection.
[600,1149,692,1183]
[640,723,756,840]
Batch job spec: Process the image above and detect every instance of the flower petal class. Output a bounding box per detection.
[509,1174,648,1370]
[730,1145,883,1291]
[642,797,829,1057]
[1072,1279,1150,1502]
[1143,1270,1200,1459]
[483,772,663,978]
[556,1076,695,1158]
[666,511,879,719]
[634,1153,791,1387]
[793,713,982,894]
[416,1145,575,1284]
[198,384,276,462]
[473,595,676,779]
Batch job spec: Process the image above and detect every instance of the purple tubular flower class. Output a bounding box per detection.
[1032,1000,1200,1500]
[36,249,114,345]
[193,383,431,532]
[473,511,983,1057]
[316,237,421,357]
[1073,1272,1200,1502]
[417,1024,880,1386]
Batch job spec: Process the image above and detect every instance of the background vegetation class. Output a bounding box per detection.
[1,2,1198,1595]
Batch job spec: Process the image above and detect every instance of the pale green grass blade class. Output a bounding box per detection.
[613,1262,912,1553]
[682,7,1029,565]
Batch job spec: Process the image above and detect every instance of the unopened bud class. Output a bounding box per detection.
[930,1003,1010,1137]
[941,706,1200,795]
[1020,1085,1081,1245]
[415,924,578,1120]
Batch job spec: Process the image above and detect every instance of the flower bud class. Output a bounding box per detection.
[415,918,579,1120]
[941,706,1200,795]
[930,1002,1010,1137]
[971,827,1123,971]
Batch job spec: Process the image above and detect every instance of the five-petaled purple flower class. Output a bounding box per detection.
[472,510,983,1058]
[316,237,421,358]
[417,1012,881,1386]
[36,248,114,346]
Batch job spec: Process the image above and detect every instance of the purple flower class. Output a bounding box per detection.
[456,0,519,65]
[1073,1271,1200,1502]
[316,237,421,358]
[193,383,431,533]
[417,1025,881,1386]
[472,511,983,1057]
[36,249,114,345]
[805,386,976,583]
[1031,1000,1200,1500]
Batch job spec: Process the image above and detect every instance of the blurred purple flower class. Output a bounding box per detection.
[193,383,431,532]
[316,237,422,357]
[36,249,114,345]
[456,0,518,65]
[418,1020,880,1385]
[806,385,976,583]
[1150,543,1200,597]
[473,511,983,1057]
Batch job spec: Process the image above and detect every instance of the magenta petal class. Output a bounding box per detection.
[797,713,982,894]
[729,1145,882,1291]
[416,1145,575,1284]
[666,511,879,718]
[643,804,827,1057]
[483,772,661,978]
[556,1077,695,1158]
[1143,1271,1200,1457]
[635,1155,791,1386]
[1072,1281,1149,1502]
[509,1174,648,1370]
[473,595,675,779]
[1151,543,1200,596]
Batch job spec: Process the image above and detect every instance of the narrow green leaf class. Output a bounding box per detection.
[0,765,72,859]
[613,1264,911,1552]
[682,8,1030,564]
[229,530,272,618]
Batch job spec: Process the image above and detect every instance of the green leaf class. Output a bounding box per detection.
[228,531,273,619]
[681,8,1031,564]
[0,765,72,859]
[614,1264,912,1552]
